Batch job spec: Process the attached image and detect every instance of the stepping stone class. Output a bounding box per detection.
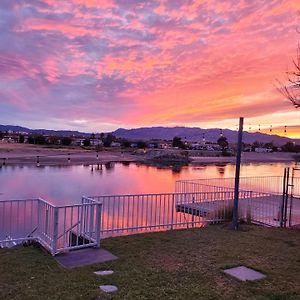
[99,285,118,293]
[54,248,118,269]
[94,270,114,276]
[224,266,266,281]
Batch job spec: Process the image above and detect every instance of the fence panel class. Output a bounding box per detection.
[89,191,253,238]
[175,177,300,227]
[53,202,101,253]
[0,199,39,246]
[176,176,300,196]
[1,176,299,253]
[0,198,102,255]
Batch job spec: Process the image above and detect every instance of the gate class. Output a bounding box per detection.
[280,167,300,228]
[175,171,300,228]
[0,197,102,255]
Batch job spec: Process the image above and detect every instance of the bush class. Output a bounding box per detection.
[28,134,46,145]
[137,140,147,149]
[172,137,186,149]
[61,137,72,146]
[19,135,25,143]
[83,139,91,147]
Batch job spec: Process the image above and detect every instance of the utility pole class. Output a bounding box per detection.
[232,117,244,230]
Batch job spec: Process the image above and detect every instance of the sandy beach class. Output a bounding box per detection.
[0,143,298,166]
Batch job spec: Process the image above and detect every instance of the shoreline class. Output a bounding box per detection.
[0,144,298,167]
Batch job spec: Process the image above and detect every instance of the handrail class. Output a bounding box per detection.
[88,190,253,199]
[57,221,81,240]
[0,197,102,255]
[27,227,38,238]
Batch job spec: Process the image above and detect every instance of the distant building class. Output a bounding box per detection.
[2,136,17,143]
[243,147,252,152]
[147,143,156,149]
[90,139,103,146]
[158,142,171,149]
[72,138,85,146]
[254,147,272,153]
[111,142,121,147]
[130,143,138,148]
[190,143,206,150]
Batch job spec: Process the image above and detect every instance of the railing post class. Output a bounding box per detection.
[52,207,59,256]
[232,117,244,230]
[280,169,287,228]
[171,194,175,230]
[95,203,102,248]
[82,196,88,204]
[192,196,195,227]
[37,199,41,237]
[247,191,252,224]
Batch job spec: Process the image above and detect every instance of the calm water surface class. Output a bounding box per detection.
[0,162,295,205]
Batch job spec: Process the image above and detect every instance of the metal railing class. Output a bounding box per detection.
[0,199,39,245]
[175,176,300,197]
[0,198,102,255]
[175,177,300,227]
[1,176,299,253]
[88,190,254,238]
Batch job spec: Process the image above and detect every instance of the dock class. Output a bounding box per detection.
[176,200,227,217]
[176,195,300,227]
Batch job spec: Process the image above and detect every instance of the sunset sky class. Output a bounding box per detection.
[0,0,299,137]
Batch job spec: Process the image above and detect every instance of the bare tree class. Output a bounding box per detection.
[278,26,300,108]
[278,46,300,108]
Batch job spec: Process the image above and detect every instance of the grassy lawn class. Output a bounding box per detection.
[0,225,299,300]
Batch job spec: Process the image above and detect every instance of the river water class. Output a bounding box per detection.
[0,162,296,205]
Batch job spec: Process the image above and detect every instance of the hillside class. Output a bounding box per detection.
[0,124,297,145]
[113,126,294,145]
[0,125,88,137]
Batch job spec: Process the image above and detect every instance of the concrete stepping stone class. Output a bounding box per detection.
[99,285,118,293]
[94,270,114,276]
[224,266,266,281]
[55,248,118,269]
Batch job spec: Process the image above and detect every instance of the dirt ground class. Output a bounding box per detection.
[0,143,298,166]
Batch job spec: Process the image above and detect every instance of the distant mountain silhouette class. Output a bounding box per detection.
[113,126,295,145]
[0,124,297,145]
[0,124,89,137]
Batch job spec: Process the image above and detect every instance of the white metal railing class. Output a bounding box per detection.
[175,176,300,197]
[0,197,102,255]
[175,177,300,227]
[0,199,39,244]
[1,176,299,252]
[88,191,255,238]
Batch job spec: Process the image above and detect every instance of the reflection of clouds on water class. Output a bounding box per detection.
[216,164,226,177]
[105,162,115,171]
[216,167,225,176]
[172,165,182,173]
[192,165,207,171]
[0,162,294,205]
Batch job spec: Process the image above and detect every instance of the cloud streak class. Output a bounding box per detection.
[0,0,299,134]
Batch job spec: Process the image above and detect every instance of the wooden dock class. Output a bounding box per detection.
[176,200,228,217]
[176,195,300,227]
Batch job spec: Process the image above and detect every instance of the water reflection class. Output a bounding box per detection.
[105,162,114,171]
[0,162,295,205]
[216,164,226,176]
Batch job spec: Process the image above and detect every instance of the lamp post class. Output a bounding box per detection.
[232,117,244,230]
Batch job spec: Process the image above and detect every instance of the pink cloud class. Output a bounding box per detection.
[0,0,299,133]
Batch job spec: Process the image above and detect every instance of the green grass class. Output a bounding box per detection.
[1,225,300,300]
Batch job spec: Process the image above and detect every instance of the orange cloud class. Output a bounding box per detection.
[1,0,299,132]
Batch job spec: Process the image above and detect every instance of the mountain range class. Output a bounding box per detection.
[0,125,88,137]
[0,124,297,145]
[113,127,295,145]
